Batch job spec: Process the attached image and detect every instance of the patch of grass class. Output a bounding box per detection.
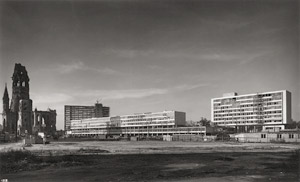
[214,156,235,161]
[0,150,94,174]
[0,150,38,162]
[78,148,110,154]
[0,149,42,174]
[260,150,300,173]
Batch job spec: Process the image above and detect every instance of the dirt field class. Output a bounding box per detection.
[1,140,300,155]
[1,141,300,182]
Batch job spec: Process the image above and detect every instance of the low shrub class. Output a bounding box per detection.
[0,150,41,174]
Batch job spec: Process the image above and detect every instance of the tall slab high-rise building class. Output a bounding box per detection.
[211,90,292,132]
[64,103,110,131]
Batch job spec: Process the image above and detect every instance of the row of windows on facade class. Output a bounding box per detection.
[66,110,95,113]
[214,102,282,110]
[65,113,94,117]
[73,125,176,131]
[65,114,94,117]
[214,116,282,121]
[216,98,282,106]
[74,120,120,124]
[122,118,174,122]
[218,107,283,114]
[72,118,174,124]
[72,123,108,127]
[72,129,205,134]
[73,129,175,133]
[72,130,206,134]
[121,116,171,120]
[73,120,175,128]
[66,110,99,114]
[65,106,107,110]
[65,114,104,119]
[123,125,176,129]
[65,114,93,120]
[122,121,174,126]
[214,93,282,103]
[214,104,282,111]
[261,134,299,139]
[73,125,176,129]
[66,113,95,116]
[122,113,169,119]
[68,107,95,110]
[214,111,282,117]
[215,120,282,124]
[214,97,282,105]
[214,111,281,118]
[213,106,282,113]
[113,118,174,123]
[74,119,173,126]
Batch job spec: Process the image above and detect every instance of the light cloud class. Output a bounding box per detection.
[174,83,208,91]
[56,61,119,75]
[31,92,73,105]
[30,82,205,107]
[163,51,274,64]
[101,48,272,64]
[75,88,168,100]
[148,65,163,70]
[57,61,84,73]
[102,49,154,58]
[75,83,207,100]
[239,50,275,65]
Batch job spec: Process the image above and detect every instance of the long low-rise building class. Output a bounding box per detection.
[233,129,300,143]
[70,110,211,137]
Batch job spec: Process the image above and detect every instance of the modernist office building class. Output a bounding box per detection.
[64,103,110,131]
[70,110,209,137]
[211,90,291,132]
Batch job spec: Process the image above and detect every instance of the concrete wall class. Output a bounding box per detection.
[163,135,172,141]
[18,99,33,135]
[234,132,300,143]
[172,134,204,142]
[285,90,292,124]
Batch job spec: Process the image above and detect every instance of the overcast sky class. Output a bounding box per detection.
[0,0,299,130]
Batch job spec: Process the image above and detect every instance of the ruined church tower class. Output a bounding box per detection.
[2,63,56,136]
[9,63,33,135]
[2,83,10,132]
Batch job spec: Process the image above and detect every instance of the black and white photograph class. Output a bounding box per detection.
[0,0,299,181]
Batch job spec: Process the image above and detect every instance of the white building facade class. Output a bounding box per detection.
[211,90,291,132]
[70,111,208,137]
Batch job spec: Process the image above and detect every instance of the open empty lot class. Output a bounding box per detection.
[1,140,300,155]
[1,141,300,182]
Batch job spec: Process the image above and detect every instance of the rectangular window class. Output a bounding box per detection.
[261,134,266,138]
[277,134,282,139]
[289,134,294,139]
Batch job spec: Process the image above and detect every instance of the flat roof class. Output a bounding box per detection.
[212,90,290,100]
